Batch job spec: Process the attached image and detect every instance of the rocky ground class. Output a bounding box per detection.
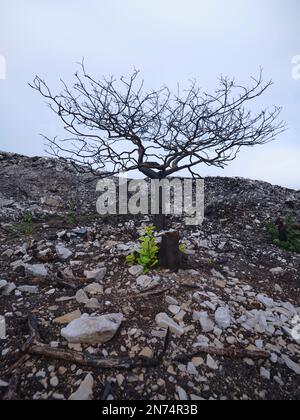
[0,151,299,401]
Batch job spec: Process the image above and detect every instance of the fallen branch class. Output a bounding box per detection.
[1,354,30,377]
[135,286,171,299]
[21,316,170,370]
[49,275,78,290]
[175,346,269,363]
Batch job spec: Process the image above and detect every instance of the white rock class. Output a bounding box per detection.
[50,376,59,387]
[61,313,124,344]
[206,355,219,370]
[18,285,39,294]
[25,264,48,278]
[0,380,9,387]
[215,307,231,329]
[193,311,215,333]
[55,244,73,260]
[176,386,188,400]
[75,289,89,305]
[270,267,285,276]
[257,294,274,308]
[155,313,184,336]
[193,292,203,304]
[282,355,300,375]
[84,283,104,295]
[168,305,181,315]
[11,260,25,272]
[255,340,264,350]
[85,298,101,310]
[129,265,144,276]
[260,367,271,380]
[136,275,153,289]
[187,362,198,375]
[53,393,65,400]
[270,353,278,364]
[1,249,14,258]
[84,267,107,282]
[196,335,210,347]
[166,296,178,305]
[0,280,8,290]
[2,283,16,296]
[69,374,94,400]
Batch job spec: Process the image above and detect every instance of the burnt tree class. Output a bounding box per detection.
[30,64,285,269]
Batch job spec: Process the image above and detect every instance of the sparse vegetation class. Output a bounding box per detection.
[179,243,186,253]
[13,212,34,236]
[63,211,78,226]
[126,226,159,273]
[267,216,300,253]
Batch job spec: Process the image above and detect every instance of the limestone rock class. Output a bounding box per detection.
[282,355,300,375]
[215,307,231,329]
[18,285,39,294]
[53,310,82,325]
[84,267,107,282]
[69,374,94,400]
[193,311,215,333]
[25,264,48,278]
[136,275,153,289]
[129,265,144,276]
[56,244,73,260]
[84,283,104,295]
[61,313,124,344]
[0,280,8,290]
[206,355,219,370]
[75,289,89,305]
[155,313,184,336]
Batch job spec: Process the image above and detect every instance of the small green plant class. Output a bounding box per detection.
[179,243,186,253]
[22,211,33,224]
[126,226,159,273]
[126,253,136,265]
[13,211,34,236]
[267,216,300,254]
[64,211,78,225]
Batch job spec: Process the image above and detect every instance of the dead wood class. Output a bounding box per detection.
[135,286,171,299]
[20,316,170,370]
[175,346,269,363]
[49,275,78,290]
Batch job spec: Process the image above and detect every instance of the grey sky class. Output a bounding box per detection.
[0,0,299,188]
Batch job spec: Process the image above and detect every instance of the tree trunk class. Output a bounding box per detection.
[154,213,166,231]
[151,177,186,271]
[158,230,182,271]
[153,179,166,231]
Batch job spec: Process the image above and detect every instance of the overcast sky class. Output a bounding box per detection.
[0,0,299,189]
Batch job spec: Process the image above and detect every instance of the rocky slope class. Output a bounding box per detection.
[0,151,299,401]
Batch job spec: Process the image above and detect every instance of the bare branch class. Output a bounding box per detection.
[30,65,286,179]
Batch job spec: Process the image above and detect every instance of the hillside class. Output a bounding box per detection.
[0,151,299,400]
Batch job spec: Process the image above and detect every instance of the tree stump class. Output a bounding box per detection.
[158,230,182,271]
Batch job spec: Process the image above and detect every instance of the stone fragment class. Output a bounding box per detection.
[155,313,184,336]
[61,313,123,344]
[69,374,94,400]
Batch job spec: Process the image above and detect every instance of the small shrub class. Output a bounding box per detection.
[179,243,186,253]
[64,211,78,225]
[267,216,300,254]
[13,211,34,236]
[22,211,33,224]
[126,226,159,273]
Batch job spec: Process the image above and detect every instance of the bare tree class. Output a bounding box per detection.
[30,65,285,266]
